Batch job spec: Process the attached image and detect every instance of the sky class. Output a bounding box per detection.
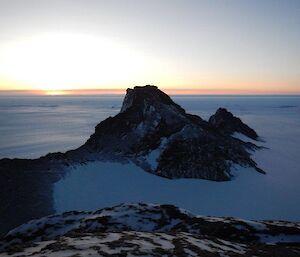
[0,0,299,94]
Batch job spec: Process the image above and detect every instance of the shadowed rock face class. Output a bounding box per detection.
[209,107,258,139]
[1,203,299,256]
[82,85,203,155]
[0,85,264,235]
[81,85,263,180]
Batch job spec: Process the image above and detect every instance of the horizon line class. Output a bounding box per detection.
[1,88,300,96]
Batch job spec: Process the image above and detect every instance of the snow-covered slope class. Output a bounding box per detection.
[53,160,300,222]
[1,203,299,256]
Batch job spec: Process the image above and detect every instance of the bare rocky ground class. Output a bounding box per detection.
[0,203,299,256]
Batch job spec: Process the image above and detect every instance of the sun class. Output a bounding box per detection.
[45,90,68,96]
[0,33,153,91]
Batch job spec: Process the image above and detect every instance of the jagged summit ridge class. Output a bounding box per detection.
[82,85,263,180]
[0,85,264,182]
[209,107,258,139]
[120,85,183,113]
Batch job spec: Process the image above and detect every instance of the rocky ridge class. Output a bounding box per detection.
[78,85,264,180]
[1,203,299,256]
[209,107,258,139]
[0,85,264,181]
[0,85,265,235]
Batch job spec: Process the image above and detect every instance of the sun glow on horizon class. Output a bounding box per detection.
[0,33,165,91]
[0,32,298,95]
[0,1,299,95]
[44,90,68,96]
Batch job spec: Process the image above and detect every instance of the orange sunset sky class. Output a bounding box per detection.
[0,0,299,95]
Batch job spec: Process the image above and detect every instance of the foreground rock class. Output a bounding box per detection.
[1,203,299,256]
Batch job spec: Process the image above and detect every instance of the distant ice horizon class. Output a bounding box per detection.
[1,95,300,159]
[1,89,300,97]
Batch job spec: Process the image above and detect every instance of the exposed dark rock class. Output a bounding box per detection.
[80,85,263,180]
[82,85,201,155]
[0,86,262,181]
[209,107,258,139]
[1,203,299,256]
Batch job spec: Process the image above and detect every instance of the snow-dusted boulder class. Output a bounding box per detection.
[1,203,299,256]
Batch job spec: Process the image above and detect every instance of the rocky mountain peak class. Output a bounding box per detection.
[80,86,264,181]
[120,85,184,114]
[209,107,258,139]
[0,86,265,234]
[0,86,263,183]
[0,86,264,188]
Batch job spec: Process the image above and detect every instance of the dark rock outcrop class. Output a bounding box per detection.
[1,203,299,256]
[81,85,206,156]
[209,107,258,139]
[79,85,263,180]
